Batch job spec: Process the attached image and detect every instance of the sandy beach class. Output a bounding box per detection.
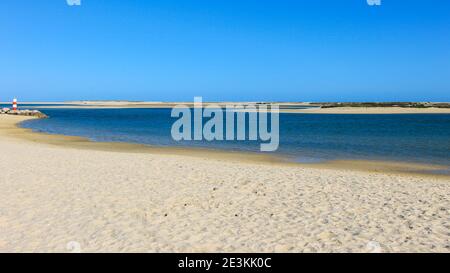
[284,107,450,114]
[0,115,449,253]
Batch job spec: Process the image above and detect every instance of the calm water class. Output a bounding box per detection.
[20,108,450,166]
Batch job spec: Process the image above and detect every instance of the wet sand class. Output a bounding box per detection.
[0,115,449,252]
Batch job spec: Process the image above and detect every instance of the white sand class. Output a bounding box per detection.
[284,107,450,114]
[0,115,449,253]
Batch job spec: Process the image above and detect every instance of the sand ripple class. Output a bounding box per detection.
[0,118,449,252]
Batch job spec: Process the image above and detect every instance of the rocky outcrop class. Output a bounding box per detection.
[0,109,48,118]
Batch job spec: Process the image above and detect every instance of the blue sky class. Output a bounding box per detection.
[1,0,449,102]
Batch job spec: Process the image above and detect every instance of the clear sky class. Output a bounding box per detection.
[1,0,449,102]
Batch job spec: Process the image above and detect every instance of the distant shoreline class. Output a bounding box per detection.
[2,101,450,114]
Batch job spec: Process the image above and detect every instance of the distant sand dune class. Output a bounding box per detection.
[6,101,450,114]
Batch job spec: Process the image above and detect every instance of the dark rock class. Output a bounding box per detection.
[0,109,48,118]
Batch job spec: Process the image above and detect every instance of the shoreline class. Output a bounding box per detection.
[5,115,449,178]
[3,101,450,114]
[281,107,450,114]
[8,116,286,165]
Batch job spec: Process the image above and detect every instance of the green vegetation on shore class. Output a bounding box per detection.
[310,102,450,109]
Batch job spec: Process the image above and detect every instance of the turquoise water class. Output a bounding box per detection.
[19,108,450,167]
